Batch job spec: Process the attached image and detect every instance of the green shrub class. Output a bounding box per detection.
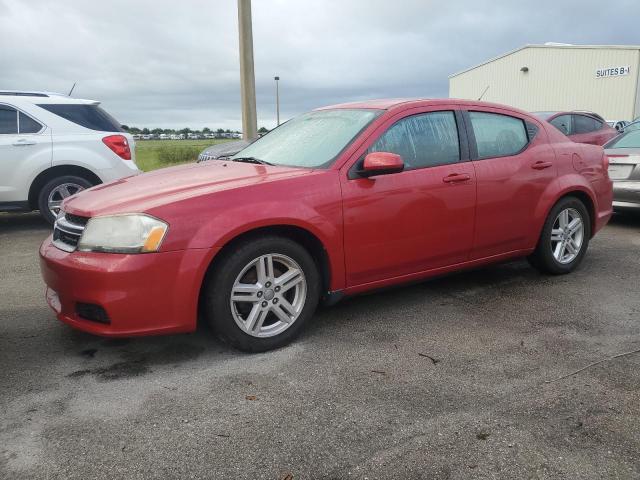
[156,145,201,165]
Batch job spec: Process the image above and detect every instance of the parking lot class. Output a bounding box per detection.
[1,212,639,479]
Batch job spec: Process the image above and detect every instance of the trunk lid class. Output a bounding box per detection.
[605,148,640,180]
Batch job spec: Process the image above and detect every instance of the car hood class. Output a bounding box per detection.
[63,161,317,218]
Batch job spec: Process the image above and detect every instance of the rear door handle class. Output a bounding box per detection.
[13,139,36,146]
[443,173,471,183]
[531,161,553,170]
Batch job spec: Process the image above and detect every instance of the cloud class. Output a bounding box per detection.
[1,0,639,129]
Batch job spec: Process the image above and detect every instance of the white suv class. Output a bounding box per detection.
[0,91,140,223]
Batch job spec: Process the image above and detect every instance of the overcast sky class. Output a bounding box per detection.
[2,0,639,130]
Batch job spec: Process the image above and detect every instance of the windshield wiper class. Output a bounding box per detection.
[231,156,275,166]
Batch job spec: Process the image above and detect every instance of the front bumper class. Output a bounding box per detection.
[39,236,218,337]
[613,181,640,209]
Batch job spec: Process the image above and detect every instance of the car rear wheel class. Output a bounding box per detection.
[38,175,93,224]
[528,196,591,275]
[203,236,321,352]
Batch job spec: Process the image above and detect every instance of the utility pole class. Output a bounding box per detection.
[237,0,257,140]
[274,76,280,126]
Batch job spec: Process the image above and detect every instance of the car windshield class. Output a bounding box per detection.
[231,109,382,168]
[604,130,640,149]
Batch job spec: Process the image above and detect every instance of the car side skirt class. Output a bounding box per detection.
[343,248,533,296]
[0,201,31,212]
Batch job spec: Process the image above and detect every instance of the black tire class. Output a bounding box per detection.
[528,196,591,275]
[37,175,93,224]
[203,236,321,352]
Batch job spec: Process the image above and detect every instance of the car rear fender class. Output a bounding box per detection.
[531,175,598,244]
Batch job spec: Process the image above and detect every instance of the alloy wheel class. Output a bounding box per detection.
[229,253,307,338]
[48,183,85,217]
[550,207,584,264]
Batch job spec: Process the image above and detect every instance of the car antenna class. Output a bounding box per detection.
[68,82,77,96]
[478,85,489,101]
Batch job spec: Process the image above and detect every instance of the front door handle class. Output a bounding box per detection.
[443,173,471,183]
[531,161,553,170]
[13,139,36,146]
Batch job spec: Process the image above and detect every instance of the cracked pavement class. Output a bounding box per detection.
[1,212,639,479]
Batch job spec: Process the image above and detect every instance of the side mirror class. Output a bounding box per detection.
[359,152,404,177]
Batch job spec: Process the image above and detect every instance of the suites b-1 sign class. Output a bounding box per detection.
[596,66,631,78]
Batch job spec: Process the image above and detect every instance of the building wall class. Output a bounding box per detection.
[449,46,640,120]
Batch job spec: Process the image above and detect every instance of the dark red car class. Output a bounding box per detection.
[40,99,613,352]
[533,111,618,146]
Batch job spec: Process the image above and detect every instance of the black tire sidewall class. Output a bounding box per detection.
[532,197,591,274]
[38,175,93,224]
[204,236,321,352]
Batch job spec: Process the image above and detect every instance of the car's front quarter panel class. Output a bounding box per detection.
[148,169,346,291]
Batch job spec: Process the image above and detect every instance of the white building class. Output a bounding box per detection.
[449,44,640,121]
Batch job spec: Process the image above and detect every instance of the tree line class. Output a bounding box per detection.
[120,126,270,135]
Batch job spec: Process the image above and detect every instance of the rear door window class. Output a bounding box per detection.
[573,115,601,134]
[549,115,572,135]
[0,105,18,134]
[19,112,43,133]
[369,111,460,170]
[468,111,529,158]
[37,104,123,132]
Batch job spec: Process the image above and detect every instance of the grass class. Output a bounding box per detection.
[134,139,234,172]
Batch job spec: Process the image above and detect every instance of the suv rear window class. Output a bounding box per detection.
[37,104,123,132]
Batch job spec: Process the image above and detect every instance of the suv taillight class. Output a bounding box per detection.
[102,135,131,160]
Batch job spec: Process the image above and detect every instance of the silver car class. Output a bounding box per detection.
[604,128,640,211]
[606,120,629,133]
[197,139,251,163]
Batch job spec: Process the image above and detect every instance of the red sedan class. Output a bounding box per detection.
[533,111,618,146]
[40,99,613,352]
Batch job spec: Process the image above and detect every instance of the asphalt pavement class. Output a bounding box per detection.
[1,211,639,479]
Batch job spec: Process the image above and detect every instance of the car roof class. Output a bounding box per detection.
[532,111,560,120]
[316,98,424,110]
[533,110,605,122]
[571,110,605,122]
[0,90,69,97]
[316,98,530,113]
[0,91,99,105]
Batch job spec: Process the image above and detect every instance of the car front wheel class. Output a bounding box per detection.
[203,236,321,352]
[528,196,591,275]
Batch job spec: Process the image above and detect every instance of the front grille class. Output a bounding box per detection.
[64,212,89,226]
[52,213,89,252]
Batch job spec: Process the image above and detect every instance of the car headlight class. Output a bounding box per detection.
[77,214,168,254]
